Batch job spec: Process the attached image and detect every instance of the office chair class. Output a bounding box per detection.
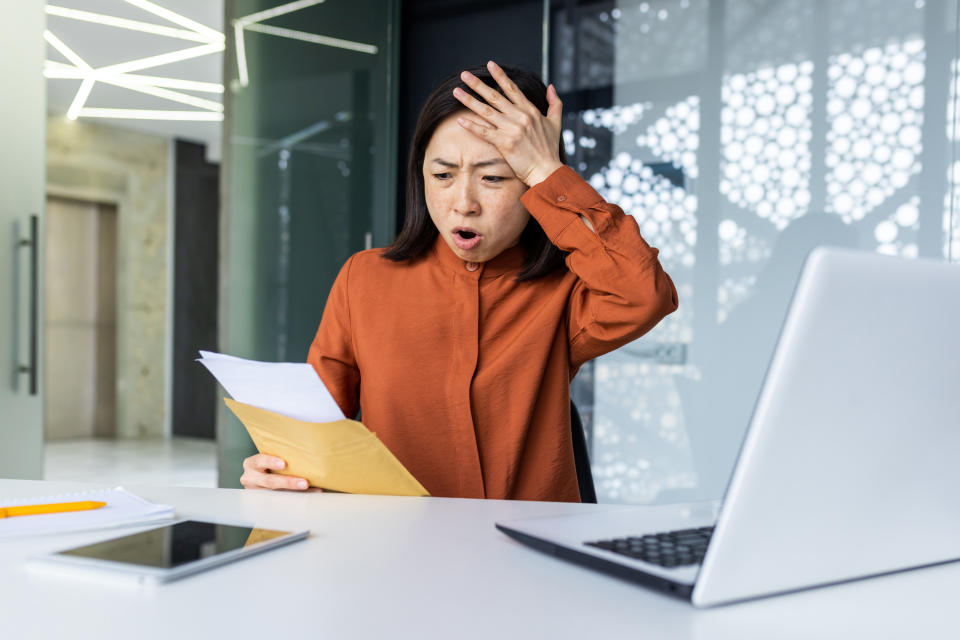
[570,401,597,503]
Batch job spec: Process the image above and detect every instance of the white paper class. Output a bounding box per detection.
[0,487,174,537]
[198,350,346,423]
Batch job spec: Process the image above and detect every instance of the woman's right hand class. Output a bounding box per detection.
[240,454,314,491]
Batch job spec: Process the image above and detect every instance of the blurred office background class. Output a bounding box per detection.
[1,0,958,502]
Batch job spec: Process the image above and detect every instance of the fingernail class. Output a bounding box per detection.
[297,480,308,489]
[273,459,285,470]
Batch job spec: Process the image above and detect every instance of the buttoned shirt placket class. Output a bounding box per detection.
[449,258,486,498]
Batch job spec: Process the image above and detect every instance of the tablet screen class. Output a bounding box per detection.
[56,521,292,569]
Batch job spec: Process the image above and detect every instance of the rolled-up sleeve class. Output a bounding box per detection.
[521,165,679,372]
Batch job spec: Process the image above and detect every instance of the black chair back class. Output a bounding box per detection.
[570,401,597,503]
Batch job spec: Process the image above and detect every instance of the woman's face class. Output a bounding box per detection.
[422,111,530,264]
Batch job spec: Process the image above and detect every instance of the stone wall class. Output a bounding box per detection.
[46,117,170,438]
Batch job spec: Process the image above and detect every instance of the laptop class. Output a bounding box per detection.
[496,247,960,607]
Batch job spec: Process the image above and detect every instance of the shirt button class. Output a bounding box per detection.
[557,195,567,202]
[464,262,480,272]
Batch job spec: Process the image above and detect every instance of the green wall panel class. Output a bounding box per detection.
[218,0,399,487]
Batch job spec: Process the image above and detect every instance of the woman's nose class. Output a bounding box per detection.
[452,181,479,216]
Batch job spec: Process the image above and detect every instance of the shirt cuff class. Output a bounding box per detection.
[521,166,607,241]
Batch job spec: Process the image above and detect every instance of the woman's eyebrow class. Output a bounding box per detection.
[430,158,508,168]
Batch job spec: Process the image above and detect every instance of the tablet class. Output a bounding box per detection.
[35,520,308,584]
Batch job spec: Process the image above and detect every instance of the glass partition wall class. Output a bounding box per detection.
[219,0,399,485]
[550,0,960,504]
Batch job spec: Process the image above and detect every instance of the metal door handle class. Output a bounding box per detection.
[16,215,38,395]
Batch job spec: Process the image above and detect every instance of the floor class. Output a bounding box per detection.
[43,437,217,488]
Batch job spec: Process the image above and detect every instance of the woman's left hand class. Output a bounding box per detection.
[453,60,564,187]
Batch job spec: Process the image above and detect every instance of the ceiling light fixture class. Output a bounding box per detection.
[234,22,249,87]
[67,78,95,120]
[99,76,224,112]
[78,108,224,121]
[44,62,223,94]
[233,0,378,88]
[120,0,224,43]
[44,2,224,122]
[46,0,381,121]
[235,0,326,28]
[45,5,213,43]
[96,41,224,76]
[243,23,378,55]
[43,29,91,71]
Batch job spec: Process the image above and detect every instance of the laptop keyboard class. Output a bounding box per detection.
[584,526,715,568]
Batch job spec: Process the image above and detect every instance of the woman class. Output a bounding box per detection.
[241,61,678,501]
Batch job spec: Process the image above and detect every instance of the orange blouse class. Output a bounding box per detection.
[308,166,678,501]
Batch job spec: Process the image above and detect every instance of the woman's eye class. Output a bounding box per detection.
[483,176,507,183]
[433,172,451,180]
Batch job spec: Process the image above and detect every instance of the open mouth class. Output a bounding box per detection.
[452,227,482,250]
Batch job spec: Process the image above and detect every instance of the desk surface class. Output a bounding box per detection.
[1,480,957,639]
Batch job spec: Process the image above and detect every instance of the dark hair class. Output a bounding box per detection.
[381,65,568,281]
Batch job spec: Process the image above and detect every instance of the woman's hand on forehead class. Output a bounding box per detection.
[452,60,564,187]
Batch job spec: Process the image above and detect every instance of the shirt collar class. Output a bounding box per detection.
[431,234,525,278]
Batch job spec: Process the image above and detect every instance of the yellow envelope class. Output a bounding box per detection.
[225,398,430,497]
[244,527,296,547]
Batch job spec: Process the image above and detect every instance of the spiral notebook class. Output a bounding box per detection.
[0,487,174,537]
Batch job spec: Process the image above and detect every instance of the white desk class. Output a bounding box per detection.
[2,480,957,639]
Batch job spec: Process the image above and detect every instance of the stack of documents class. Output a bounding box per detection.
[0,487,174,537]
[198,351,429,497]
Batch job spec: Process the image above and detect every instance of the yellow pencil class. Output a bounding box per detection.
[0,500,107,518]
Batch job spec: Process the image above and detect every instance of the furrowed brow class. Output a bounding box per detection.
[471,159,508,168]
[429,158,507,168]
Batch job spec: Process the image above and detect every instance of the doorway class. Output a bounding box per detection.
[44,195,117,440]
